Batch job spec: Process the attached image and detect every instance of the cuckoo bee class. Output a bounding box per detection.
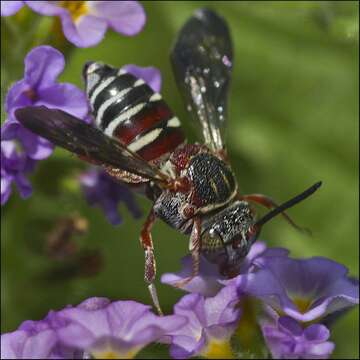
[15,9,321,313]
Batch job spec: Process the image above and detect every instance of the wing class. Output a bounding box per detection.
[15,106,168,183]
[171,8,233,152]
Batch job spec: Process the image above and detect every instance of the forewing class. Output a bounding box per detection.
[15,106,167,182]
[171,8,233,151]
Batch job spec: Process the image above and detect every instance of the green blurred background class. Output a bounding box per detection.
[1,1,359,358]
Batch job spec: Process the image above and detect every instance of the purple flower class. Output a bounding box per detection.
[122,64,162,93]
[1,1,146,48]
[161,241,289,297]
[1,45,88,205]
[1,140,36,205]
[162,252,224,297]
[1,310,80,359]
[57,298,187,358]
[0,1,24,16]
[79,168,142,225]
[233,256,359,322]
[163,286,240,359]
[2,45,88,160]
[1,297,186,359]
[261,315,335,359]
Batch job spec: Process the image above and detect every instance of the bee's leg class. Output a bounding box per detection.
[215,148,229,162]
[140,208,163,315]
[174,217,201,288]
[239,193,310,235]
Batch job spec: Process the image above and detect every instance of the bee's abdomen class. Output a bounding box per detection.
[88,69,185,162]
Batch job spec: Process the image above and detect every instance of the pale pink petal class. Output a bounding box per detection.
[89,1,145,36]
[1,1,24,16]
[36,83,89,119]
[25,1,64,16]
[122,64,161,93]
[24,46,65,89]
[60,12,107,48]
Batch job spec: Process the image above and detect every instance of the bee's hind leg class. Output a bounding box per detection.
[140,208,163,315]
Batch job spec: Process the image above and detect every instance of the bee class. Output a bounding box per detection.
[15,9,321,314]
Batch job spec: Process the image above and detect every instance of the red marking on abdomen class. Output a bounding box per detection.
[113,101,173,145]
[137,129,186,162]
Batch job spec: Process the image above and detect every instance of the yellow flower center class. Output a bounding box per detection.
[201,339,234,359]
[293,297,312,314]
[93,351,119,359]
[60,1,88,22]
[92,348,140,359]
[235,297,259,349]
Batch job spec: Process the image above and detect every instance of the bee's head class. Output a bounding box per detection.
[201,201,258,278]
[200,182,322,278]
[82,61,117,96]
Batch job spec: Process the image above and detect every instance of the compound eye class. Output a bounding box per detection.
[202,228,222,251]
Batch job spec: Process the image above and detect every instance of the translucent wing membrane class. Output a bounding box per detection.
[15,106,167,183]
[171,8,233,151]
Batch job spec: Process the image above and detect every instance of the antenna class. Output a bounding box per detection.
[255,182,322,228]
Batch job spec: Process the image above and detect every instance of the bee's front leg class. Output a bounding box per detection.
[174,217,202,288]
[140,208,163,315]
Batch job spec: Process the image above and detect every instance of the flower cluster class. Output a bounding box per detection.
[1,297,186,359]
[161,242,359,358]
[163,286,241,359]
[1,242,358,359]
[1,0,149,224]
[260,316,335,359]
[1,44,161,224]
[1,1,145,47]
[1,45,88,204]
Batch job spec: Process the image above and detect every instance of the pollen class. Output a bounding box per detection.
[201,339,234,359]
[293,297,312,314]
[235,297,259,350]
[60,1,88,22]
[93,351,118,359]
[92,349,139,359]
